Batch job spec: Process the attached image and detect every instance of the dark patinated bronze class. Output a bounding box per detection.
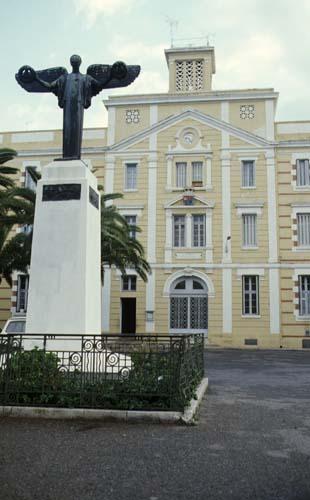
[42,184,81,202]
[16,55,140,160]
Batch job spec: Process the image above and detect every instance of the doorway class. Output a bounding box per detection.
[169,276,208,335]
[121,298,136,334]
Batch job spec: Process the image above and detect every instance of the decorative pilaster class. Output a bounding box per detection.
[165,210,172,263]
[265,150,278,263]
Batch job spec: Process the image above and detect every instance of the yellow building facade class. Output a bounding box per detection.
[1,45,310,348]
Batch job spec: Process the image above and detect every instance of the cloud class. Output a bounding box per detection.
[6,95,62,132]
[74,0,137,27]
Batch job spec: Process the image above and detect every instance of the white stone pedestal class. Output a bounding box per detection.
[25,160,101,334]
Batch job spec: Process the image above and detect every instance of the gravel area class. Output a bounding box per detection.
[0,349,309,500]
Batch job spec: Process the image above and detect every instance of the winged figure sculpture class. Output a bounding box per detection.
[16,55,140,160]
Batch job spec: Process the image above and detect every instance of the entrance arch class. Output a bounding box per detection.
[169,276,208,334]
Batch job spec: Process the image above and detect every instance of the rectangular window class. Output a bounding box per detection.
[122,275,137,291]
[125,163,137,190]
[16,274,29,313]
[242,214,257,247]
[25,166,37,191]
[124,215,137,239]
[297,213,310,246]
[242,275,259,315]
[242,160,255,187]
[299,275,310,316]
[173,215,185,247]
[176,162,187,188]
[192,162,203,184]
[192,214,206,247]
[296,159,310,186]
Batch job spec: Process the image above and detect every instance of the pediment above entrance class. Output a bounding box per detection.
[164,193,215,209]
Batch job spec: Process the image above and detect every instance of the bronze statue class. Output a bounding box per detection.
[16,55,140,160]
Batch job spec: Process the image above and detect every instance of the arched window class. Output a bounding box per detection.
[170,276,208,334]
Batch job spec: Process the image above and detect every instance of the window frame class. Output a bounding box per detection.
[16,274,29,313]
[173,215,186,247]
[241,159,256,188]
[124,214,137,240]
[242,213,258,248]
[242,275,260,316]
[122,275,137,292]
[175,162,187,188]
[297,212,310,247]
[296,159,310,187]
[191,161,203,185]
[299,275,310,317]
[192,214,206,247]
[124,162,138,191]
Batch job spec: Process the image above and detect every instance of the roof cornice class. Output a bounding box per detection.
[103,89,278,108]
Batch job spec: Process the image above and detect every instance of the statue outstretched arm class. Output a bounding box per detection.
[16,65,67,93]
[87,62,140,95]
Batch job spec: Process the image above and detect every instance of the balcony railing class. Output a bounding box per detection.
[0,334,204,412]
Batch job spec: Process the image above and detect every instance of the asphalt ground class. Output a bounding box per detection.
[0,349,309,500]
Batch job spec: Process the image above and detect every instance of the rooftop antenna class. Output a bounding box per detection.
[166,17,178,48]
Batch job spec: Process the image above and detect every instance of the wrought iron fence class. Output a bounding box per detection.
[0,333,204,411]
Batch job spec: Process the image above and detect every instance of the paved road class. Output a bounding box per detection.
[0,350,309,500]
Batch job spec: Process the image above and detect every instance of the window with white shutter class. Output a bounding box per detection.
[173,215,185,247]
[297,213,310,246]
[242,214,257,247]
[125,163,137,190]
[176,162,187,188]
[241,160,255,187]
[192,162,203,184]
[296,159,310,187]
[192,215,206,247]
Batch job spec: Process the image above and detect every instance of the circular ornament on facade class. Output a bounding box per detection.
[180,127,199,148]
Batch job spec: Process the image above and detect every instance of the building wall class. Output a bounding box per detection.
[0,47,309,348]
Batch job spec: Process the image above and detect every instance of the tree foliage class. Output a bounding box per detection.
[0,156,150,285]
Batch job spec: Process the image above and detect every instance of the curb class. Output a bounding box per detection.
[0,377,208,425]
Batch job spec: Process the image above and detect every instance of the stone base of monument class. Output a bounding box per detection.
[25,160,101,335]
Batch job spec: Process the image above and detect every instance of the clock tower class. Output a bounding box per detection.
[165,45,216,93]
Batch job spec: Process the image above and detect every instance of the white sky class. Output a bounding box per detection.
[1,0,310,132]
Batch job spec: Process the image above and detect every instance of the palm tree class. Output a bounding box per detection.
[0,148,18,191]
[0,167,150,284]
[0,148,30,285]
[101,193,151,281]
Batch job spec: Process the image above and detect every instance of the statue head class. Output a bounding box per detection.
[70,54,82,73]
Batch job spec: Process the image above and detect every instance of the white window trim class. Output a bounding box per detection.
[165,197,214,263]
[236,203,263,250]
[293,269,310,320]
[291,153,310,192]
[242,275,260,317]
[166,152,212,191]
[123,160,139,192]
[121,275,137,292]
[118,206,143,219]
[239,156,257,189]
[291,205,310,251]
